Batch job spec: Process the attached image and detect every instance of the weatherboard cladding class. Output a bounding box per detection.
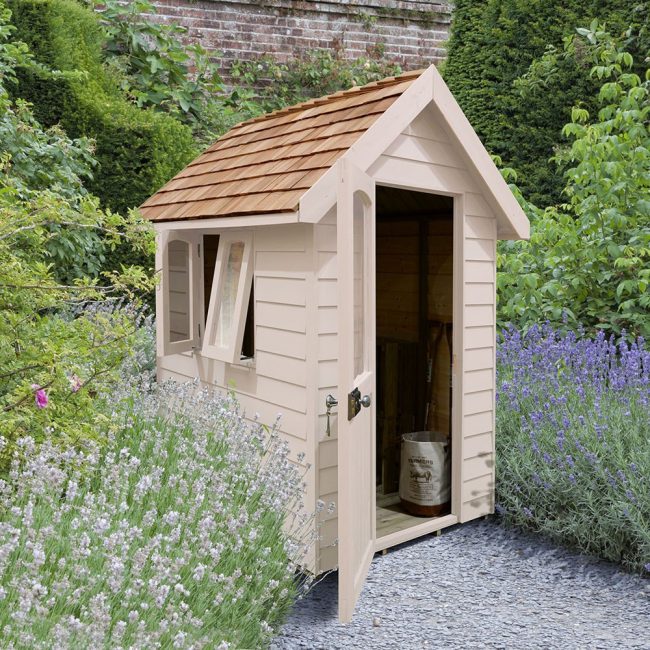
[139,70,422,222]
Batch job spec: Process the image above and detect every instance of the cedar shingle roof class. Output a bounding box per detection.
[140,69,423,222]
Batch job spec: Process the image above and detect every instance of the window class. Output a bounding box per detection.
[202,232,255,363]
[160,230,254,362]
[161,232,201,356]
[241,283,255,360]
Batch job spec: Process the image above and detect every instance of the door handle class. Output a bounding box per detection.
[360,394,371,408]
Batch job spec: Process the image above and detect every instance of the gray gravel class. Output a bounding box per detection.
[272,519,650,649]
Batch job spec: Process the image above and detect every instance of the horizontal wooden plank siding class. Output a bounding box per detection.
[461,209,497,522]
[314,217,340,572]
[158,364,308,446]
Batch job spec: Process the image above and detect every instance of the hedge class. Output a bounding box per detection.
[7,0,196,214]
[443,0,646,207]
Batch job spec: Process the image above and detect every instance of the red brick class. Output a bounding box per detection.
[135,0,452,87]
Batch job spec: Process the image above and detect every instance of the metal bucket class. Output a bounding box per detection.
[399,431,451,517]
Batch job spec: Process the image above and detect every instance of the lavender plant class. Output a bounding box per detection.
[496,324,650,573]
[0,377,314,648]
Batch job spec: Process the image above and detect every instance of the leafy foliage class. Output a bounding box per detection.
[229,49,402,114]
[6,0,196,215]
[0,79,104,281]
[89,0,223,137]
[443,0,646,206]
[0,183,154,467]
[0,7,154,467]
[498,27,650,339]
[496,325,650,573]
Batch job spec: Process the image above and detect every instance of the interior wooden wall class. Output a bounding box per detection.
[376,216,452,340]
[375,212,453,494]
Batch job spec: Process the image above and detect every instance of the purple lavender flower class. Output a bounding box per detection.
[497,323,649,573]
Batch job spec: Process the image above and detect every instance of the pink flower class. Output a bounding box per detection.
[69,375,82,393]
[31,384,48,409]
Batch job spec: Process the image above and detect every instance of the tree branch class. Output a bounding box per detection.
[0,283,114,292]
[0,363,43,380]
[0,220,128,243]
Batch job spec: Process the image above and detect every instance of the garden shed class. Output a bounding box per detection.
[141,65,529,622]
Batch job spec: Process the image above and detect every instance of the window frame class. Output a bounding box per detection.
[201,231,254,364]
[160,230,202,356]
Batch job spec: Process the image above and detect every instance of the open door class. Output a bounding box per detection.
[337,158,376,623]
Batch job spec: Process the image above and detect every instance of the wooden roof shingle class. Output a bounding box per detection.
[140,70,423,222]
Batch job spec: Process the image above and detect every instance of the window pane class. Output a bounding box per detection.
[168,240,190,342]
[240,281,255,359]
[217,241,245,348]
[353,193,365,377]
[203,234,220,321]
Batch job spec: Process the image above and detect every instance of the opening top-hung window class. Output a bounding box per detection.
[202,231,255,363]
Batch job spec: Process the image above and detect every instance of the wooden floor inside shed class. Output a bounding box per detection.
[376,493,442,538]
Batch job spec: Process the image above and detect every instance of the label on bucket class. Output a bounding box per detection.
[399,432,450,507]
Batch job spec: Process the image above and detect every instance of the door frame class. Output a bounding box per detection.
[371,184,463,552]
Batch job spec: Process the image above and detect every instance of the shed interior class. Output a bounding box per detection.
[375,186,454,540]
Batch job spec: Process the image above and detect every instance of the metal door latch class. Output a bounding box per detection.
[348,388,372,421]
[325,394,338,437]
[348,387,361,421]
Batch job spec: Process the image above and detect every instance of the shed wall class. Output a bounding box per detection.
[157,223,318,571]
[314,207,340,573]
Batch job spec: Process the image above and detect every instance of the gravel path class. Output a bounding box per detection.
[272,519,650,649]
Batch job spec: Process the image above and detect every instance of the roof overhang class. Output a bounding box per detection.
[151,211,299,232]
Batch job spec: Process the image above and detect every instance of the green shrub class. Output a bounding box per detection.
[498,27,650,339]
[443,0,646,207]
[0,178,154,466]
[90,0,223,134]
[0,9,154,467]
[6,0,196,215]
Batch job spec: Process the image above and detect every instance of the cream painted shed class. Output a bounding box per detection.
[141,65,529,622]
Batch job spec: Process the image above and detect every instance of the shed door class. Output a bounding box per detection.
[337,159,376,623]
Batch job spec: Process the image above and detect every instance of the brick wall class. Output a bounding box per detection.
[146,0,452,85]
